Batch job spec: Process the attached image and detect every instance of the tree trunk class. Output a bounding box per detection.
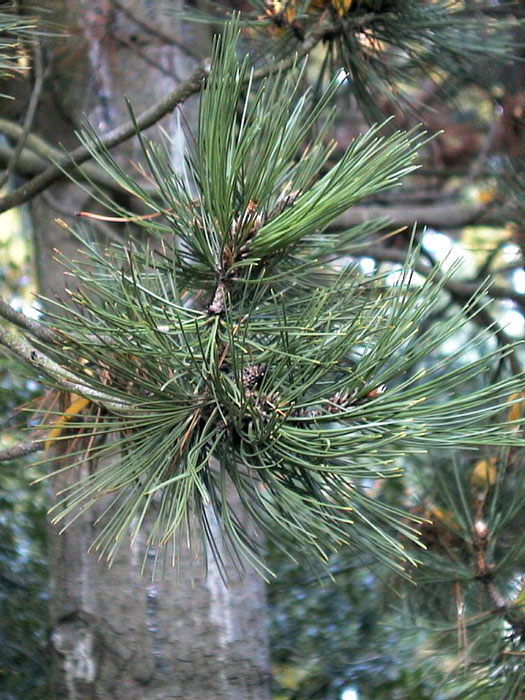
[26,2,270,698]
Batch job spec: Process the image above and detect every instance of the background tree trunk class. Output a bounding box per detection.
[26,2,270,697]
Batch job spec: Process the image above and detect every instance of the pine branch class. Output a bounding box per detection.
[217,0,516,120]
[0,439,43,462]
[362,246,525,310]
[7,22,524,578]
[0,61,210,214]
[0,20,331,215]
[0,295,61,344]
[0,325,132,411]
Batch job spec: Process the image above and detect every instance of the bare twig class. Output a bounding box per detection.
[332,201,485,231]
[361,246,525,310]
[0,140,47,176]
[111,31,181,82]
[0,118,153,195]
[0,295,60,344]
[0,61,210,214]
[0,325,132,411]
[0,439,44,462]
[111,0,202,62]
[0,119,75,162]
[251,22,331,81]
[0,43,47,189]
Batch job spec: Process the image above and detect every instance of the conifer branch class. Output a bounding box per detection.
[3,22,523,581]
[362,246,525,310]
[0,439,44,462]
[0,62,210,214]
[0,326,132,411]
[0,20,330,215]
[0,296,61,344]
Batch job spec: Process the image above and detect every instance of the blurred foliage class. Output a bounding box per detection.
[181,0,520,121]
[0,9,37,86]
[0,454,49,700]
[0,201,49,699]
[269,445,525,699]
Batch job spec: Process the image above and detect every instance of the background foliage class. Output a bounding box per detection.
[0,212,49,699]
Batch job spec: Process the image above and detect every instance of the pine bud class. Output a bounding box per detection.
[474,520,488,540]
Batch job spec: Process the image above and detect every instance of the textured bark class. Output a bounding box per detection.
[24,2,270,698]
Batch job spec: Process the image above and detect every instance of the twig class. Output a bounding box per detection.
[111,0,202,62]
[472,524,512,613]
[0,325,132,411]
[0,118,152,195]
[0,140,47,176]
[0,439,44,462]
[460,504,525,635]
[0,119,75,162]
[0,61,210,214]
[251,22,331,81]
[111,31,181,82]
[331,201,485,231]
[0,43,46,189]
[363,246,525,310]
[0,295,60,344]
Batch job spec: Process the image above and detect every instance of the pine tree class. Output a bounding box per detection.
[0,2,524,698]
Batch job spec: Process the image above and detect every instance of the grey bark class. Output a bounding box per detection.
[23,2,270,698]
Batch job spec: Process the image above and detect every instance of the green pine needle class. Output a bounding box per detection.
[34,23,525,578]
